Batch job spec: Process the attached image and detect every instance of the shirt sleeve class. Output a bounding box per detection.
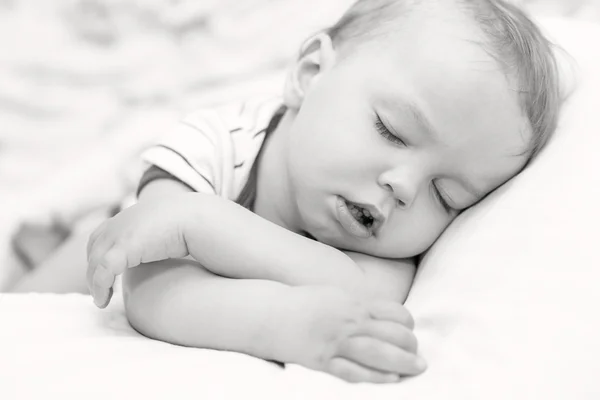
[139,110,233,197]
[136,165,195,196]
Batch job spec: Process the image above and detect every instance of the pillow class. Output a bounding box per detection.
[283,17,600,399]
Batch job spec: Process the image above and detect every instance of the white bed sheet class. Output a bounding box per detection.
[0,293,290,400]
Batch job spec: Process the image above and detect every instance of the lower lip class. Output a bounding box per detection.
[335,197,372,239]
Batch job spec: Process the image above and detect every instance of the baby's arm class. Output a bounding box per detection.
[122,257,426,383]
[123,258,315,366]
[89,179,417,307]
[110,180,425,381]
[179,198,416,301]
[88,181,386,306]
[343,251,416,304]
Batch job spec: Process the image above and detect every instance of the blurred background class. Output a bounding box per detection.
[0,0,598,288]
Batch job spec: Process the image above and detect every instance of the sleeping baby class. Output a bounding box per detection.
[23,0,566,383]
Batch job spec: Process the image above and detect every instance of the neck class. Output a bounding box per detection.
[253,109,302,234]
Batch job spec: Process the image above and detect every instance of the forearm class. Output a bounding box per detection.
[123,258,309,362]
[179,192,366,295]
[137,182,410,302]
[343,251,416,303]
[182,193,416,302]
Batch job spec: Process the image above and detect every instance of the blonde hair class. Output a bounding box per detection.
[324,0,562,163]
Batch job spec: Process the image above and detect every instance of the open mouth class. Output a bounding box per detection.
[336,197,381,239]
[347,202,376,229]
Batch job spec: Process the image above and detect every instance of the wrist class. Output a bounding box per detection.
[265,285,367,369]
[179,193,221,262]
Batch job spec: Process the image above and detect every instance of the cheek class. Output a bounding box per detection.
[384,202,453,256]
[292,115,377,175]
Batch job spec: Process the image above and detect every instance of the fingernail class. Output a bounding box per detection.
[93,294,106,309]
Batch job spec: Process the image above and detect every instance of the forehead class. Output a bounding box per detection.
[342,9,531,193]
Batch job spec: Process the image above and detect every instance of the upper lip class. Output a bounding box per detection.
[345,199,386,233]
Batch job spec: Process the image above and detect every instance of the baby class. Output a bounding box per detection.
[86,0,561,383]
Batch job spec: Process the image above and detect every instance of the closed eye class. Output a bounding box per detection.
[375,114,406,146]
[432,181,453,214]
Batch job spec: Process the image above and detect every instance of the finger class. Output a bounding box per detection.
[87,221,108,261]
[90,263,115,307]
[92,245,134,308]
[86,241,113,295]
[101,246,130,276]
[356,320,418,353]
[338,336,427,376]
[369,301,415,329]
[93,264,116,290]
[87,235,115,275]
[93,285,113,309]
[328,357,399,384]
[92,245,128,290]
[86,262,96,297]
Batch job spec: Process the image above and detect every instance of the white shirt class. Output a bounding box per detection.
[141,96,283,201]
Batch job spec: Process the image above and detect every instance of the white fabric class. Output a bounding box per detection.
[2,17,600,400]
[141,96,282,200]
[0,294,287,399]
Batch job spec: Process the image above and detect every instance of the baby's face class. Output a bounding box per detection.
[284,15,531,258]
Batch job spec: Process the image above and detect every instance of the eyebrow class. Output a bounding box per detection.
[383,97,440,142]
[383,97,487,202]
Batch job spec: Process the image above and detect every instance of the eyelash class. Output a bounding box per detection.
[375,115,406,146]
[432,182,452,213]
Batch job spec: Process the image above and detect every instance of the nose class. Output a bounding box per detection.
[377,167,420,209]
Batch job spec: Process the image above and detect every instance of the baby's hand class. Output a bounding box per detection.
[86,195,195,308]
[281,286,426,383]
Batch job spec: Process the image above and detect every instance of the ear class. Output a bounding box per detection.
[283,33,336,110]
